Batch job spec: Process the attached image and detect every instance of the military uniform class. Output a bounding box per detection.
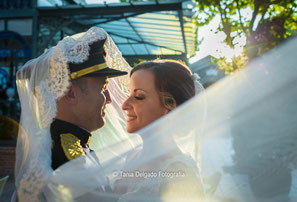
[51,119,117,201]
[50,118,93,170]
[48,38,126,201]
[50,39,127,170]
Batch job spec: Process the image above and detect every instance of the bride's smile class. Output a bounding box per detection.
[122,69,169,133]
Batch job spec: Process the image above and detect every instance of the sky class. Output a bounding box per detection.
[189,7,259,64]
[189,15,246,64]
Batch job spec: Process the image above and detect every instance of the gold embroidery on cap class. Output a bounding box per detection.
[70,62,108,79]
[60,133,85,160]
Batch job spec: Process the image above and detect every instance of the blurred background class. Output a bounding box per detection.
[0,0,296,201]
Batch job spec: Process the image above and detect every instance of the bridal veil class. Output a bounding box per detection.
[15,26,297,201]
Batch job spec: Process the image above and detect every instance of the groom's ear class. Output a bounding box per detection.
[64,85,78,104]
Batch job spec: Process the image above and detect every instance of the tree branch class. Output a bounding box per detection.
[236,0,247,35]
[259,2,269,25]
[216,0,225,23]
[249,0,260,35]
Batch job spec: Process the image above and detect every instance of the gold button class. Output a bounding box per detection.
[71,72,78,79]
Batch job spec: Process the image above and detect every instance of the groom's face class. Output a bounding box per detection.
[74,76,111,132]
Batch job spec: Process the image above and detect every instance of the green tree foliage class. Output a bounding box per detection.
[195,0,297,73]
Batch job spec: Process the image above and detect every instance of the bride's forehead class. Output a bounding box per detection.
[131,70,155,83]
[127,70,159,93]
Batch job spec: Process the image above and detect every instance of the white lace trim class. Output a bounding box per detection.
[18,162,46,202]
[49,45,70,99]
[35,81,57,128]
[62,27,106,64]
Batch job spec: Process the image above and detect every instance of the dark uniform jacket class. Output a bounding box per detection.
[50,119,92,170]
[50,119,116,201]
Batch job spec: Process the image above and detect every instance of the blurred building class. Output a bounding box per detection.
[189,55,225,88]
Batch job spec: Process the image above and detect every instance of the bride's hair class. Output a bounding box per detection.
[131,59,195,110]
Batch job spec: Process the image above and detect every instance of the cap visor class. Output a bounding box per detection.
[84,68,128,78]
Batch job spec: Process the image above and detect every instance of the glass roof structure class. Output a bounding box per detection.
[37,0,197,61]
[0,0,197,120]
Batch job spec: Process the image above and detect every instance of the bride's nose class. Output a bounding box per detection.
[122,97,132,110]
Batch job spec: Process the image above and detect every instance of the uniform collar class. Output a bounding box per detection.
[51,119,92,146]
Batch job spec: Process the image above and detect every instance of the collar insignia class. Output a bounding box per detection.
[60,133,85,160]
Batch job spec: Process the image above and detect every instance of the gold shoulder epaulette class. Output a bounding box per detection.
[60,133,85,160]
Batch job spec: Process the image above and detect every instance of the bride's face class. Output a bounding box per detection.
[122,69,169,133]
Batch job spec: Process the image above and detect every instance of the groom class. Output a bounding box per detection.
[51,38,127,169]
[15,27,129,202]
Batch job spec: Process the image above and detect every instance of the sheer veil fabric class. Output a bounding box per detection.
[46,36,297,201]
[15,26,297,202]
[15,27,133,201]
[78,36,297,201]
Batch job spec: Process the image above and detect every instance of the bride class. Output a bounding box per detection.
[113,60,205,201]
